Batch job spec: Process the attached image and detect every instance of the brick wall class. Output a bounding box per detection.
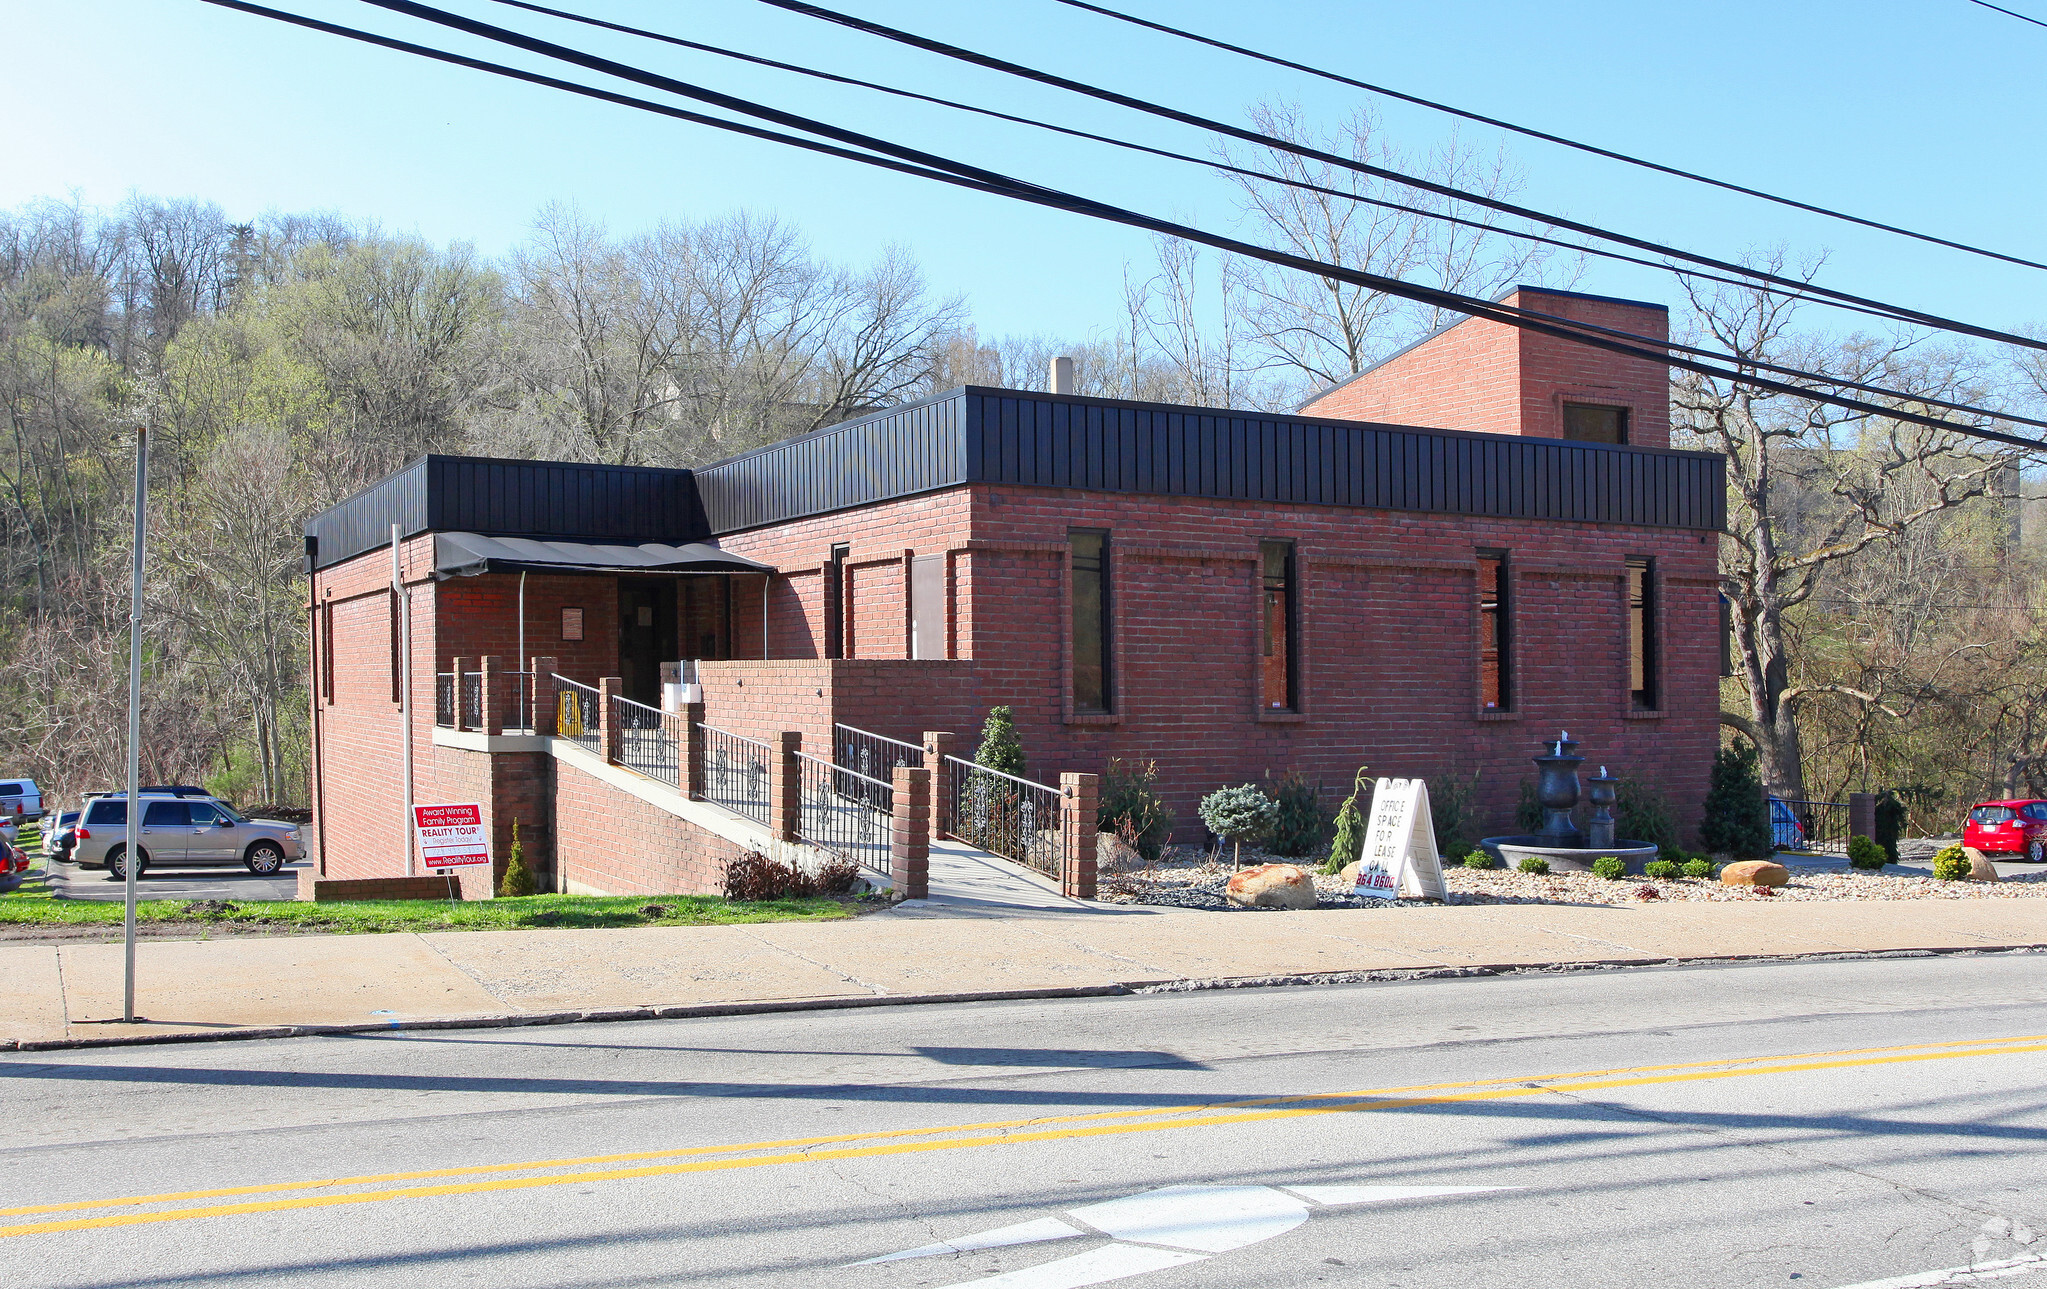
[961,482,1720,843]
[553,756,745,896]
[1298,288,1672,449]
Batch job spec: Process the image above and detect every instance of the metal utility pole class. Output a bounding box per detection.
[394,525,415,876]
[122,427,148,1023]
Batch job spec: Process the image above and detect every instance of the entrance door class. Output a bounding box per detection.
[617,579,677,707]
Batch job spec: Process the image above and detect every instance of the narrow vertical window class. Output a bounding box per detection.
[1719,593,1734,678]
[1260,540,1297,711]
[388,589,402,704]
[1478,551,1511,710]
[823,544,848,659]
[1628,557,1658,709]
[1070,530,1112,712]
[320,602,335,702]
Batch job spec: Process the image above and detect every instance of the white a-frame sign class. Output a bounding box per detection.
[1353,777,1450,902]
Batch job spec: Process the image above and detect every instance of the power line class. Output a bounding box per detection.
[1966,0,2047,29]
[202,0,2047,452]
[1054,0,2047,274]
[486,0,1980,339]
[741,0,2047,354]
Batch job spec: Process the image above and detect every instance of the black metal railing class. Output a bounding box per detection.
[494,670,532,733]
[796,751,893,877]
[833,723,920,812]
[552,675,602,757]
[945,755,1065,877]
[700,723,773,829]
[434,673,454,727]
[610,692,677,788]
[1779,798,1849,853]
[460,672,482,730]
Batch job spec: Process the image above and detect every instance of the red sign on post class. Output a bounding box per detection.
[412,803,492,870]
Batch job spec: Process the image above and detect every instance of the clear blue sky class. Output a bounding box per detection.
[3,0,2043,343]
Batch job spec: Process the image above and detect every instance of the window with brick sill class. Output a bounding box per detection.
[1477,550,1512,712]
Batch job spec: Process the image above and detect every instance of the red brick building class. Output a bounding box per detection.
[306,287,1722,898]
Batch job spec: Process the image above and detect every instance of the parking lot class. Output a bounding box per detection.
[38,856,306,903]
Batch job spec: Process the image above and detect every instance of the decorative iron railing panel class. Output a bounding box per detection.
[833,724,922,813]
[610,693,677,788]
[496,671,532,733]
[459,673,482,731]
[796,751,893,878]
[434,673,454,728]
[700,724,773,829]
[552,675,602,758]
[945,755,1065,877]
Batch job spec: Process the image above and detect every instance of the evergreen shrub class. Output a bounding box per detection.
[1517,856,1550,875]
[1199,785,1278,865]
[1874,791,1907,864]
[1682,858,1715,879]
[498,819,535,897]
[1592,855,1627,880]
[1462,850,1494,870]
[1323,769,1372,875]
[1265,770,1330,859]
[1932,844,1971,882]
[1700,743,1774,860]
[975,705,1027,777]
[1644,859,1678,880]
[1846,834,1888,871]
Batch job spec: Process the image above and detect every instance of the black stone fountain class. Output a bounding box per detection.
[1482,731,1660,873]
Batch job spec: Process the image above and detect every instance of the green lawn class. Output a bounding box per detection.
[0,824,861,933]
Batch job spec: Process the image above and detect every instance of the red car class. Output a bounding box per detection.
[1964,799,2047,861]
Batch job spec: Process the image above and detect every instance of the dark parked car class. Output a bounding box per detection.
[42,809,79,862]
[1964,800,2047,862]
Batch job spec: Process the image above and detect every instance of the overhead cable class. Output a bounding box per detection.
[1966,0,2047,30]
[485,0,1966,336]
[201,0,2047,450]
[742,0,2047,354]
[1054,0,2047,274]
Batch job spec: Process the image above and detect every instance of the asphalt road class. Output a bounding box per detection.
[38,857,305,903]
[2,954,2046,1288]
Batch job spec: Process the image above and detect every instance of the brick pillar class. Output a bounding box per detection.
[597,677,622,764]
[478,656,503,736]
[923,731,955,840]
[531,657,559,736]
[669,701,704,797]
[1061,771,1099,900]
[771,731,802,842]
[451,656,472,730]
[1849,792,1877,843]
[892,765,930,900]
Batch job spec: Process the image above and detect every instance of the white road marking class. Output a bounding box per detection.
[934,1244,1208,1289]
[1284,1184,1511,1206]
[1068,1184,1309,1253]
[853,1177,1509,1289]
[1828,1253,2047,1287]
[853,1218,1084,1265]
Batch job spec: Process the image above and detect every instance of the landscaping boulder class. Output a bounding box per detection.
[1720,860,1790,888]
[1225,863,1318,910]
[1965,847,2001,882]
[1096,831,1146,874]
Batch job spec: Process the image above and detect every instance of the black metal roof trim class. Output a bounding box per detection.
[306,455,707,571]
[1291,283,1669,414]
[960,390,1722,531]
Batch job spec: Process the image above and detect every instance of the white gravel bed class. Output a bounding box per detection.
[1097,844,2047,911]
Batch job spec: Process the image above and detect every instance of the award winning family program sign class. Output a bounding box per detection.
[412,803,493,873]
[1353,778,1449,902]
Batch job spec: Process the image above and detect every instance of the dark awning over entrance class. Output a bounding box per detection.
[432,532,773,578]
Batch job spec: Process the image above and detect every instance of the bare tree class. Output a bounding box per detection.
[1673,259,2019,799]
[1216,101,1574,396]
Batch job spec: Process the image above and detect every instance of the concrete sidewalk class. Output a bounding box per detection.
[5,897,2045,1050]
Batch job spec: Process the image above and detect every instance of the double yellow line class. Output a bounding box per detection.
[6,1031,2044,1240]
